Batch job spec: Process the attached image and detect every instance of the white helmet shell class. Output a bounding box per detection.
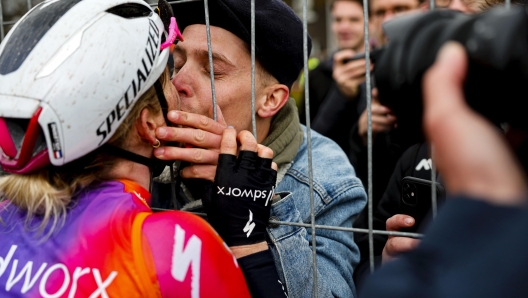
[0,0,169,170]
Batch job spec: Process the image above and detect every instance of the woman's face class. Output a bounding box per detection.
[164,76,180,115]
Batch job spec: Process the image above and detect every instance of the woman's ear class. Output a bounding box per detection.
[136,108,161,146]
[257,84,290,119]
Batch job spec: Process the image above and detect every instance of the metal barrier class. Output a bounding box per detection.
[0,0,509,296]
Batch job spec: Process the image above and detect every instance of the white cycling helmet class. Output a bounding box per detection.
[0,0,181,174]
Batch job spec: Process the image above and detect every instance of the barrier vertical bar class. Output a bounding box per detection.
[251,0,257,138]
[203,0,218,121]
[302,0,318,296]
[0,0,4,41]
[429,1,438,219]
[361,0,374,273]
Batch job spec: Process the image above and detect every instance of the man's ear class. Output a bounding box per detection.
[136,108,159,146]
[257,84,290,118]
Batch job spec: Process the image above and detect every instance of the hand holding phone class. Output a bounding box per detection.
[400,176,446,233]
[333,49,369,99]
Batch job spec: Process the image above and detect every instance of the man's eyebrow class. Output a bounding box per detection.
[194,49,236,68]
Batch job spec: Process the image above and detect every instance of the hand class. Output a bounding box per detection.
[333,49,370,100]
[154,105,226,181]
[423,42,527,204]
[358,88,397,146]
[203,128,278,250]
[382,214,420,264]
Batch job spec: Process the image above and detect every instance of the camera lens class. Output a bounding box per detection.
[402,183,417,206]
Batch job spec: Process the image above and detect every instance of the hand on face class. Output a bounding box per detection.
[333,49,371,100]
[358,88,397,146]
[154,105,227,182]
[423,42,527,204]
[204,128,277,258]
[382,214,420,264]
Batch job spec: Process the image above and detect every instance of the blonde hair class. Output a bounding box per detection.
[0,68,170,237]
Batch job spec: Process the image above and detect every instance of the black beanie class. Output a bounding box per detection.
[171,0,312,89]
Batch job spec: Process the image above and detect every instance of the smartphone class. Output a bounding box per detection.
[400,176,446,233]
[342,47,384,64]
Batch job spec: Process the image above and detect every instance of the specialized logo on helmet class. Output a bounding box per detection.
[96,19,161,145]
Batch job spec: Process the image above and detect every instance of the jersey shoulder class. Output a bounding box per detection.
[138,211,251,298]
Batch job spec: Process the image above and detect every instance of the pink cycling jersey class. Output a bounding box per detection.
[0,179,250,298]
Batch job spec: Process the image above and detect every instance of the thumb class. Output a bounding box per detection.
[208,104,227,126]
[371,88,380,105]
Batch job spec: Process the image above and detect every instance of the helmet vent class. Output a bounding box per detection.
[0,0,83,75]
[107,4,153,19]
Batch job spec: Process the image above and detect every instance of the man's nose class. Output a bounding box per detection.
[338,21,350,31]
[171,70,192,99]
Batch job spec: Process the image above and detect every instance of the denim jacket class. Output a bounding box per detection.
[269,126,367,298]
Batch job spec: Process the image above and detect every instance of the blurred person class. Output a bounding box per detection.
[369,0,427,46]
[346,0,427,204]
[354,0,523,292]
[151,0,369,297]
[0,1,286,297]
[301,0,368,153]
[361,41,528,298]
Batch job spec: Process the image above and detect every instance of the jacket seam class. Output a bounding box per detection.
[270,223,304,242]
[285,167,363,204]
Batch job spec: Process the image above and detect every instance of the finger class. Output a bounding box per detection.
[333,49,356,66]
[257,144,274,159]
[238,130,258,152]
[208,104,227,127]
[257,144,274,170]
[385,237,420,256]
[386,214,415,231]
[181,165,217,182]
[154,146,219,164]
[344,60,367,73]
[371,115,397,126]
[220,127,237,155]
[156,127,222,149]
[372,88,380,104]
[371,103,392,115]
[167,110,226,135]
[271,162,278,171]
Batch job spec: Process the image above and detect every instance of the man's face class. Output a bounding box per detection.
[331,1,365,51]
[370,0,421,46]
[171,25,256,132]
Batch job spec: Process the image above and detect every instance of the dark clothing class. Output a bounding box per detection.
[239,250,288,298]
[360,196,528,298]
[349,123,404,256]
[353,143,436,291]
[300,56,362,153]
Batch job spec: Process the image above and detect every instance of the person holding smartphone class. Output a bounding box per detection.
[301,0,368,154]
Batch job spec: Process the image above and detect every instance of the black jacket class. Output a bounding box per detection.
[360,197,528,298]
[300,56,362,153]
[353,142,440,291]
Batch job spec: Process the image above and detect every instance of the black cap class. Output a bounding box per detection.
[171,0,312,89]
